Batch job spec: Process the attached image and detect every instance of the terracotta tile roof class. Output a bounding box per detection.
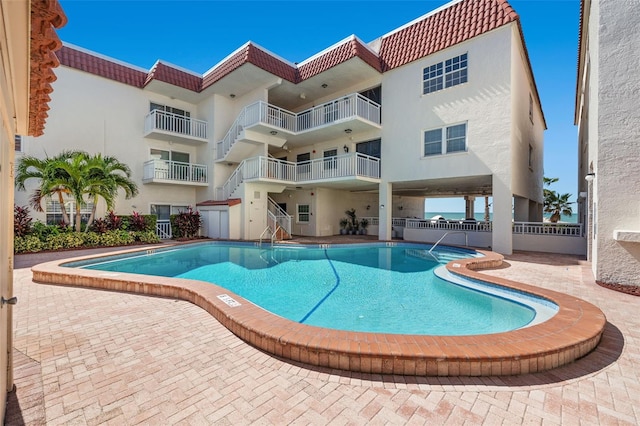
[57,46,146,88]
[378,0,518,71]
[145,62,201,92]
[202,44,252,89]
[57,0,531,99]
[29,0,67,136]
[298,37,382,81]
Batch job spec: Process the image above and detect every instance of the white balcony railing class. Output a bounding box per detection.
[216,93,381,160]
[268,197,292,236]
[215,153,380,200]
[145,109,208,140]
[143,159,208,184]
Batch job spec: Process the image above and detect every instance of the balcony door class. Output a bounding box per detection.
[151,149,190,180]
[150,102,191,135]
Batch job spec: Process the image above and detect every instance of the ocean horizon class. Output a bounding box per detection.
[424,212,579,224]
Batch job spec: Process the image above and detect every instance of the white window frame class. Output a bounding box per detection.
[423,53,468,95]
[45,200,93,226]
[296,204,310,224]
[423,122,467,157]
[150,102,190,118]
[529,94,534,124]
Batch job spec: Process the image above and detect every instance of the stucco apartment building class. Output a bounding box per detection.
[16,0,545,255]
[576,0,640,287]
[1,0,66,420]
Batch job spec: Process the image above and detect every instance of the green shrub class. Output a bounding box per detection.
[14,235,43,253]
[44,233,85,251]
[32,221,60,240]
[120,212,156,232]
[81,232,101,247]
[98,230,134,247]
[133,230,160,244]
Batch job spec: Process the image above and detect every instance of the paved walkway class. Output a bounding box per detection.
[6,244,639,425]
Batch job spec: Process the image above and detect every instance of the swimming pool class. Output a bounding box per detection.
[72,242,555,336]
[35,241,606,376]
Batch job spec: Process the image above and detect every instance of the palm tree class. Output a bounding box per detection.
[15,150,83,225]
[83,154,138,230]
[544,191,573,223]
[16,151,138,232]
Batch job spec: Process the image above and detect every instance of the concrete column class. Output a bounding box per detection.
[378,182,392,240]
[492,175,513,254]
[513,196,529,222]
[464,196,475,219]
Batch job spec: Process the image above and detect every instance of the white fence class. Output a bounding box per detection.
[145,109,207,139]
[364,219,586,254]
[156,221,172,239]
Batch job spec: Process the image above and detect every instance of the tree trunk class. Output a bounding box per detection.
[57,192,70,225]
[84,196,98,232]
[75,204,82,232]
[550,212,560,223]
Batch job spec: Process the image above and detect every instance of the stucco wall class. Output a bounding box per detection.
[591,0,640,285]
[380,25,515,253]
[16,66,205,221]
[510,26,544,213]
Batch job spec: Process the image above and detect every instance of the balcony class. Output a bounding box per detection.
[142,159,208,186]
[216,93,381,162]
[144,110,208,144]
[217,153,380,200]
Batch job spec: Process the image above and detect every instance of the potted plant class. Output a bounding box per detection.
[345,208,358,234]
[339,218,349,235]
[359,218,369,235]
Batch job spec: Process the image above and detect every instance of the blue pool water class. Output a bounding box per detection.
[73,242,552,335]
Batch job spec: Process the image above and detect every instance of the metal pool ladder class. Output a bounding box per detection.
[428,231,469,254]
[258,225,282,247]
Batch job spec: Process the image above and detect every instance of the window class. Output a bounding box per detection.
[529,94,534,124]
[46,200,93,226]
[446,124,466,153]
[528,144,533,169]
[323,149,337,170]
[297,204,310,223]
[423,53,467,94]
[150,102,191,135]
[14,135,22,152]
[424,123,467,156]
[150,102,190,118]
[151,204,188,222]
[423,129,442,156]
[356,139,381,158]
[296,152,310,163]
[150,149,190,163]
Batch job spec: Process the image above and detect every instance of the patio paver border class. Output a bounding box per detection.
[30,242,606,376]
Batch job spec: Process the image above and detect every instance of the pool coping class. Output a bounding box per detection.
[30,241,606,376]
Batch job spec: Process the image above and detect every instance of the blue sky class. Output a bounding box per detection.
[57,0,581,213]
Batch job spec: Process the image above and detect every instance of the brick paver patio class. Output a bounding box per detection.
[6,244,640,425]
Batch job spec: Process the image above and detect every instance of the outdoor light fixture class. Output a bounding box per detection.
[344,128,352,134]
[230,94,236,98]
[321,83,328,88]
[1,296,17,306]
[380,204,385,209]
[270,131,277,135]
[343,145,349,153]
[585,172,596,182]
